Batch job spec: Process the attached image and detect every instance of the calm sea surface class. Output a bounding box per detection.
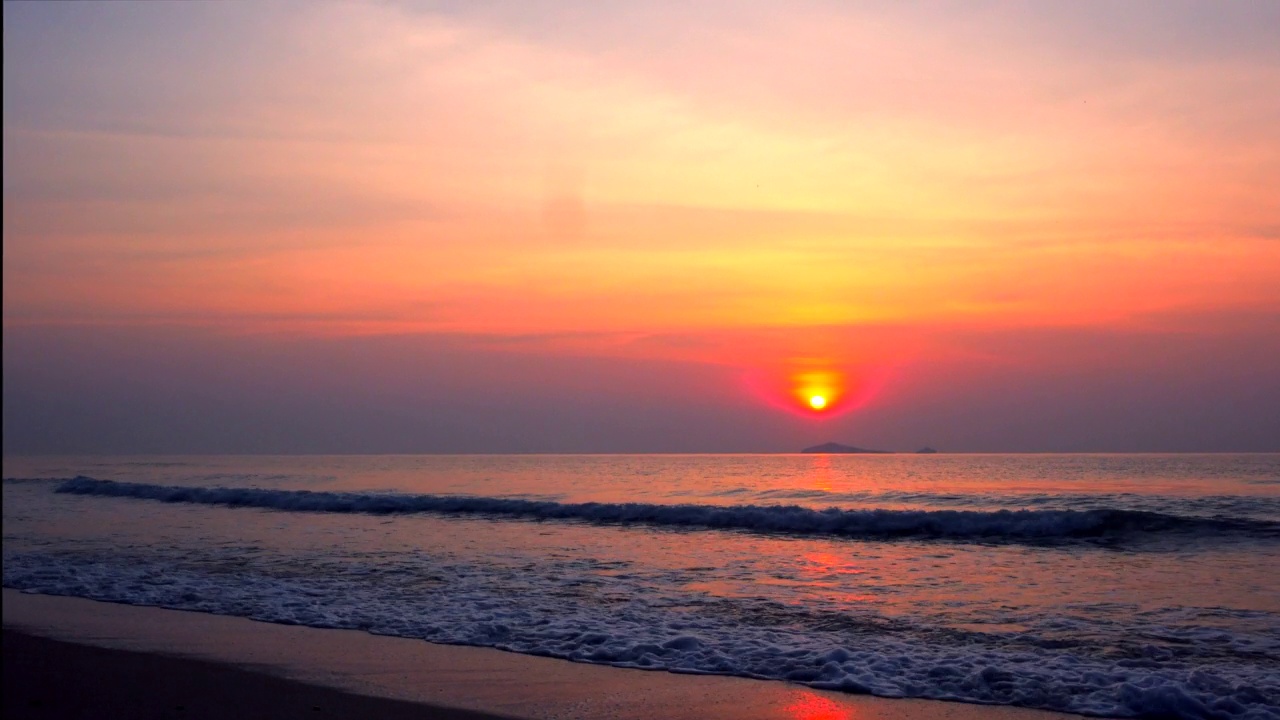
[3,454,1278,719]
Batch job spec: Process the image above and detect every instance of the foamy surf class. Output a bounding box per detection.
[5,546,1277,720]
[6,454,1278,720]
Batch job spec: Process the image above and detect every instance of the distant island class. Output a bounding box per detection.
[801,442,892,454]
[801,442,941,454]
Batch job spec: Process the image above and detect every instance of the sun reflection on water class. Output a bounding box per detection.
[784,690,859,720]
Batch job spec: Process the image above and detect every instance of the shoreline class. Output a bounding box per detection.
[4,589,1088,720]
[3,630,511,720]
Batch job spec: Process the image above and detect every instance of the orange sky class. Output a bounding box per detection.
[4,1,1279,451]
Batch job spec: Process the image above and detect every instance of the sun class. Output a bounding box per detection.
[808,394,827,410]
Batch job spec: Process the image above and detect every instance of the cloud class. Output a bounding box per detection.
[2,2,1278,452]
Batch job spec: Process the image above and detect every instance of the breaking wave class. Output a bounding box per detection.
[52,477,1279,544]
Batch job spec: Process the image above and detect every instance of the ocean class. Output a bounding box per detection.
[3,454,1278,719]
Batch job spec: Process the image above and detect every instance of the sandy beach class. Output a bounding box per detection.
[4,630,510,720]
[3,590,1086,720]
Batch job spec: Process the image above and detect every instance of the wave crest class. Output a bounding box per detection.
[52,477,1278,544]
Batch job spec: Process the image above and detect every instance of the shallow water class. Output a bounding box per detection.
[4,454,1278,719]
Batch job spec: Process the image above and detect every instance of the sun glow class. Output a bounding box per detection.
[742,360,891,418]
[792,369,842,414]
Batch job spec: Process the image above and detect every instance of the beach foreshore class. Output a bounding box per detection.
[3,589,1085,720]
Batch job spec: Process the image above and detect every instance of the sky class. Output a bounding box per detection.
[4,0,1279,454]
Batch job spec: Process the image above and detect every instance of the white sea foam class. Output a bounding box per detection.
[4,549,1277,719]
[7,455,1279,720]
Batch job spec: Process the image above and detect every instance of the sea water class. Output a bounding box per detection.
[3,454,1278,719]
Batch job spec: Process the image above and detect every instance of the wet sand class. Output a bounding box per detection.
[3,589,1087,720]
[4,630,510,720]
